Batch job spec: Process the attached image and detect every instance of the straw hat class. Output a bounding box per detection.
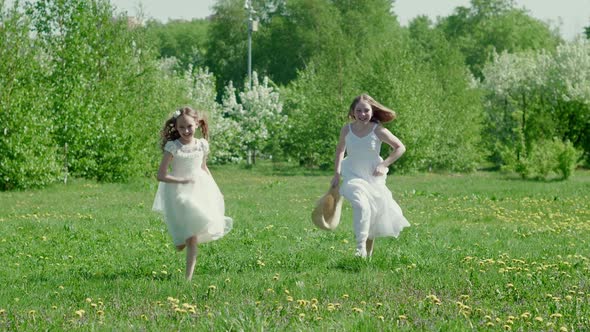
[311,184,343,231]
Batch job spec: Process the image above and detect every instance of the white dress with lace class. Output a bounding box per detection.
[340,124,410,252]
[152,139,232,245]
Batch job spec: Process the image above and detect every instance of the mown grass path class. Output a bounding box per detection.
[1,166,589,330]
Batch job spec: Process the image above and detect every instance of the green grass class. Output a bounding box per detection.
[1,164,589,331]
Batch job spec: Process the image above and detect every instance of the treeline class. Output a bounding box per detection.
[1,0,589,190]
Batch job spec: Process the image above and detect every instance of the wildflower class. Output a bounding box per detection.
[375,302,383,307]
[299,313,305,318]
[398,315,407,320]
[534,316,543,322]
[550,313,562,319]
[342,294,349,299]
[352,307,363,313]
[503,325,511,330]
[208,285,217,291]
[85,298,92,303]
[560,327,568,332]
[286,296,293,302]
[311,298,318,305]
[28,310,36,316]
[377,315,384,321]
[75,310,85,318]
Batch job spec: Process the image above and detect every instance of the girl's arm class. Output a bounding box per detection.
[157,152,192,184]
[201,154,211,175]
[374,125,406,176]
[331,125,348,187]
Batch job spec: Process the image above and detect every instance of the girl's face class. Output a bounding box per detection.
[175,114,197,143]
[353,101,373,124]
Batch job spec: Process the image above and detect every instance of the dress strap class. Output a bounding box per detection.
[371,123,378,133]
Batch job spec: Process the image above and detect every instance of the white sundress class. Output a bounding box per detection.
[152,139,232,245]
[340,124,410,245]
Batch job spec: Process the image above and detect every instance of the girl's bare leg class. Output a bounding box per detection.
[366,239,374,257]
[185,235,198,280]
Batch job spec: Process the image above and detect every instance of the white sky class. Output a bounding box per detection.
[111,0,589,40]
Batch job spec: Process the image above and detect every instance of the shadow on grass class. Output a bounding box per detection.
[329,256,371,273]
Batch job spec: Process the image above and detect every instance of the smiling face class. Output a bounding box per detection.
[175,114,197,143]
[352,100,373,124]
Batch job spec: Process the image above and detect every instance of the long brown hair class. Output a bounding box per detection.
[160,106,209,151]
[348,94,396,123]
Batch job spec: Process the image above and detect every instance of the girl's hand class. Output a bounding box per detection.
[373,164,389,177]
[330,174,341,188]
[181,178,195,184]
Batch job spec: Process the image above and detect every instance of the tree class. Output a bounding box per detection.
[145,18,209,73]
[222,72,286,164]
[437,0,560,79]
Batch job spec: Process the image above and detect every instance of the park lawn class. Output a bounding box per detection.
[0,165,589,331]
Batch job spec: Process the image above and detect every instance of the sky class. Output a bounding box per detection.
[110,0,590,40]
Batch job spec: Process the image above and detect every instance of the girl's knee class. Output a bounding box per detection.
[186,235,197,245]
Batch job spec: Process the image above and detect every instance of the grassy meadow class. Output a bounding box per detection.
[0,164,589,331]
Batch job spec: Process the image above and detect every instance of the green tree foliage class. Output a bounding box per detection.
[284,2,484,171]
[1,0,190,190]
[253,0,343,85]
[145,18,209,72]
[204,0,249,97]
[437,0,560,79]
[481,39,590,178]
[0,1,61,190]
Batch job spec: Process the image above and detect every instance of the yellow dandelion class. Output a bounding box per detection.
[58,286,64,290]
[188,308,196,314]
[273,274,279,281]
[377,315,384,322]
[342,294,349,299]
[315,316,323,321]
[560,327,568,332]
[375,302,383,308]
[506,283,514,288]
[91,303,97,308]
[342,239,349,244]
[51,306,57,310]
[140,314,148,320]
[160,270,168,275]
[352,307,363,313]
[503,325,511,330]
[299,313,305,318]
[486,322,495,327]
[97,310,104,316]
[521,312,531,319]
[398,315,407,320]
[207,312,214,318]
[286,296,293,302]
[98,301,104,306]
[28,310,36,316]
[266,288,274,293]
[75,310,85,318]
[311,298,318,305]
[565,295,573,301]
[311,304,318,311]
[255,301,261,306]
[208,285,217,291]
[550,313,562,319]
[284,289,290,294]
[484,315,492,321]
[534,316,543,322]
[85,298,92,303]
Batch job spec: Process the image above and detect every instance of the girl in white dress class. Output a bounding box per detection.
[331,94,410,258]
[153,107,232,280]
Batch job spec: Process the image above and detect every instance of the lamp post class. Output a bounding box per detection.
[244,0,257,89]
